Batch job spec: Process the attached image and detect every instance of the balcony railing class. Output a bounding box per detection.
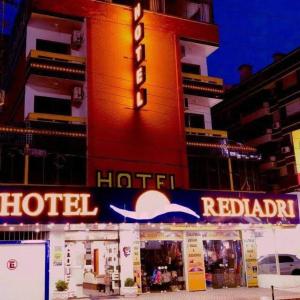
[185,127,227,138]
[27,50,86,81]
[260,161,277,172]
[27,113,86,124]
[182,73,223,98]
[240,102,270,125]
[247,131,273,147]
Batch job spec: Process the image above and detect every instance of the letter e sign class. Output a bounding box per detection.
[7,259,17,270]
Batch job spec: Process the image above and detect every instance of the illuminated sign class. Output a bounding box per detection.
[0,192,98,217]
[110,190,200,220]
[0,188,297,225]
[202,197,296,219]
[96,170,176,189]
[133,1,147,109]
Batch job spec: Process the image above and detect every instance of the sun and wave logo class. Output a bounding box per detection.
[110,190,200,220]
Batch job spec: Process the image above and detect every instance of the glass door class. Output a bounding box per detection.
[203,240,244,289]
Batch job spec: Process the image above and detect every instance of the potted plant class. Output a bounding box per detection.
[122,278,137,298]
[53,280,69,300]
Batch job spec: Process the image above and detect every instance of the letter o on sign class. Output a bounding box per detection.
[7,259,17,270]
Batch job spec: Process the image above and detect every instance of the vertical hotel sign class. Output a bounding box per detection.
[133,1,147,109]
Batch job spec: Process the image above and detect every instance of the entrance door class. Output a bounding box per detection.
[0,241,49,300]
[66,240,120,297]
[140,240,185,293]
[203,240,243,289]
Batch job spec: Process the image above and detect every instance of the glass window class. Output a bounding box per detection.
[279,255,294,263]
[182,63,201,75]
[34,96,71,116]
[185,113,205,128]
[36,39,71,55]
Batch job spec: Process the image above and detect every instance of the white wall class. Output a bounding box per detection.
[25,20,87,120]
[119,223,140,294]
[24,85,86,119]
[0,243,46,300]
[26,25,86,57]
[49,231,65,300]
[184,94,212,129]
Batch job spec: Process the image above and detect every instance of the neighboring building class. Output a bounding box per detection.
[213,49,300,193]
[0,1,298,300]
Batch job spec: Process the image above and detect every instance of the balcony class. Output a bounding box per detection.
[182,73,224,98]
[27,50,86,82]
[185,127,227,138]
[260,161,277,172]
[247,130,273,147]
[240,102,270,125]
[186,127,260,161]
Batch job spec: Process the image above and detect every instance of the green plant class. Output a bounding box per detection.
[124,278,135,287]
[56,280,68,291]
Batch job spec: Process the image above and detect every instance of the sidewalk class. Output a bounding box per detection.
[133,288,300,300]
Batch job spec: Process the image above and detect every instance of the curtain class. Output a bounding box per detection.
[150,0,164,13]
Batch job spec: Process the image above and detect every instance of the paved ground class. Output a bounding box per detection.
[78,287,300,300]
[133,288,300,300]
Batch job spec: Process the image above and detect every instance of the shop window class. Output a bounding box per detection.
[36,39,71,55]
[185,113,205,128]
[141,241,185,292]
[182,63,201,75]
[203,239,244,288]
[34,96,71,116]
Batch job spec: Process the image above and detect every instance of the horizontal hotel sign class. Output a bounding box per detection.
[0,187,298,225]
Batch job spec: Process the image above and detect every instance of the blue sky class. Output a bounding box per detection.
[208,0,300,84]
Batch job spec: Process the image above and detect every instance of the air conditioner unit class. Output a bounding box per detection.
[71,30,84,50]
[181,45,186,58]
[281,146,290,154]
[184,97,189,110]
[0,89,5,106]
[72,86,84,107]
[273,121,280,129]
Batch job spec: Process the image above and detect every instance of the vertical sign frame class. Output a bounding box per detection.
[133,1,147,109]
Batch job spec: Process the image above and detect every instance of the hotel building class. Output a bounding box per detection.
[0,1,299,299]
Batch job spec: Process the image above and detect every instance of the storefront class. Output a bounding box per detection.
[0,187,298,299]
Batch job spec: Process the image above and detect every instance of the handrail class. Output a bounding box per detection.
[185,127,228,138]
[182,73,223,86]
[27,112,86,124]
[29,49,85,65]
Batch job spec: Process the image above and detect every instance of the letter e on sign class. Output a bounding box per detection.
[7,259,17,270]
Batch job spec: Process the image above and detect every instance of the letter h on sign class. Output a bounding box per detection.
[133,1,147,109]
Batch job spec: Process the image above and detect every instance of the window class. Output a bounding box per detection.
[282,72,298,90]
[34,96,71,116]
[286,164,295,175]
[261,255,275,264]
[182,63,201,75]
[286,99,300,117]
[186,0,213,23]
[36,39,71,55]
[113,0,133,5]
[279,255,294,263]
[185,113,205,128]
